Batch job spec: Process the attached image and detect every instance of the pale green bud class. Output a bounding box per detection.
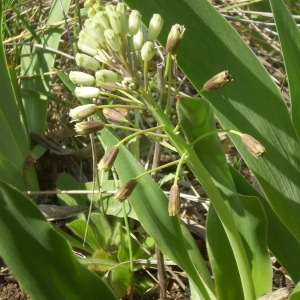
[75,86,100,98]
[84,19,106,45]
[148,14,163,40]
[84,0,94,8]
[78,40,98,57]
[105,4,115,13]
[141,41,155,62]
[95,69,119,84]
[108,11,123,34]
[95,11,110,29]
[69,71,95,85]
[79,29,100,50]
[69,104,97,122]
[133,29,144,51]
[128,10,141,36]
[166,24,186,53]
[104,29,121,52]
[122,77,138,90]
[75,121,104,136]
[116,3,128,33]
[75,53,100,71]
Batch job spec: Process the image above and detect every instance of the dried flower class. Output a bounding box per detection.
[74,121,104,136]
[114,178,137,202]
[103,108,127,124]
[168,185,181,216]
[141,41,155,62]
[97,145,119,172]
[75,86,100,98]
[69,104,98,122]
[241,134,266,158]
[203,71,232,91]
[148,14,163,40]
[69,71,95,85]
[166,24,186,53]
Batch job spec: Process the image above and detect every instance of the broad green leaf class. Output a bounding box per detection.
[0,2,38,191]
[124,0,300,262]
[21,0,71,133]
[0,181,116,300]
[109,265,132,298]
[269,0,300,135]
[177,97,271,298]
[90,213,112,249]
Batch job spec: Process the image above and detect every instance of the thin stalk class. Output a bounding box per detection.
[140,89,256,300]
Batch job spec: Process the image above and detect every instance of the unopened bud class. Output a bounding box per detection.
[141,41,155,62]
[241,134,266,158]
[148,14,163,40]
[74,121,104,136]
[95,11,110,30]
[168,185,181,216]
[79,29,100,51]
[75,53,100,71]
[84,19,106,45]
[104,29,121,52]
[116,3,128,34]
[95,69,119,84]
[166,24,185,53]
[128,10,141,36]
[69,104,98,122]
[78,40,98,57]
[122,77,138,90]
[133,29,144,51]
[97,145,119,172]
[114,178,137,202]
[108,11,123,34]
[103,108,127,124]
[69,71,95,85]
[203,71,232,91]
[75,86,100,98]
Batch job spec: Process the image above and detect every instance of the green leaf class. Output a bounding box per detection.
[177,97,271,298]
[0,2,38,191]
[109,265,131,298]
[0,181,116,299]
[269,0,300,135]
[21,0,72,133]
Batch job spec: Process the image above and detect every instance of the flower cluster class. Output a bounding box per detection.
[69,3,166,99]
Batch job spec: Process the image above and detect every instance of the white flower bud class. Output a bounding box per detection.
[95,70,119,84]
[128,10,141,36]
[75,86,100,98]
[141,41,155,62]
[104,29,121,52]
[148,14,163,40]
[69,71,95,85]
[133,29,144,51]
[75,53,100,71]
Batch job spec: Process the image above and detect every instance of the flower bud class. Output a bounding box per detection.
[104,29,121,52]
[114,178,137,202]
[69,71,95,85]
[148,14,163,40]
[168,185,181,216]
[78,40,98,57]
[84,19,106,45]
[97,145,119,172]
[241,134,266,158]
[75,86,100,98]
[79,29,100,51]
[69,104,98,122]
[203,71,232,91]
[128,10,141,36]
[166,24,185,53]
[108,11,123,34]
[95,11,110,29]
[74,121,104,136]
[95,69,119,84]
[141,41,155,62]
[121,77,138,90]
[133,29,144,51]
[103,108,127,124]
[116,3,128,34]
[75,53,100,71]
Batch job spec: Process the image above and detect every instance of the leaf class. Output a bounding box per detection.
[269,0,300,135]
[0,181,116,300]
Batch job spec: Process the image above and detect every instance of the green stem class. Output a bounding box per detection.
[140,89,256,300]
[174,152,187,186]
